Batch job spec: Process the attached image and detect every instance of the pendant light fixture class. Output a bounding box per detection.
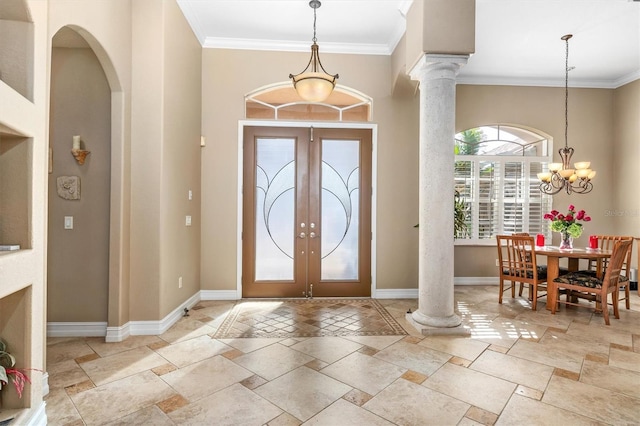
[289,0,338,102]
[538,34,595,195]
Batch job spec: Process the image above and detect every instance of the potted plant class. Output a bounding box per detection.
[0,338,32,399]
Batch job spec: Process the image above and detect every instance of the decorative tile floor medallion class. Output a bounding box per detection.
[212,299,408,338]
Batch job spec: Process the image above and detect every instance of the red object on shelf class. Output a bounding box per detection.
[536,234,545,247]
[589,235,598,249]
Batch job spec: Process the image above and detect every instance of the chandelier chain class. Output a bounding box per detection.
[537,34,595,195]
[312,4,317,43]
[564,36,569,150]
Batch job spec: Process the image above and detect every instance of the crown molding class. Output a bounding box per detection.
[202,37,391,55]
[456,74,639,89]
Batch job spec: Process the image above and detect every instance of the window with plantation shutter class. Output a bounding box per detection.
[454,125,552,245]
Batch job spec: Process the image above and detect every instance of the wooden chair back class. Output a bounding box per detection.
[588,235,633,275]
[496,234,546,310]
[600,239,632,292]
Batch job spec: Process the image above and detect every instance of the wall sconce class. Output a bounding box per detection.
[71,135,90,165]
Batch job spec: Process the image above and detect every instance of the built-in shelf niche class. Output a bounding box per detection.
[0,1,35,101]
[0,133,31,252]
[0,286,32,413]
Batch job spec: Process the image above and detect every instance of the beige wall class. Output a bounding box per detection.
[47,0,202,323]
[158,0,202,317]
[129,0,202,320]
[48,46,111,322]
[455,84,616,277]
[613,79,640,267]
[200,49,422,292]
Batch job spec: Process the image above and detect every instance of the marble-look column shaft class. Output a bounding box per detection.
[410,54,468,329]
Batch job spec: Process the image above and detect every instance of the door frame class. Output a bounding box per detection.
[236,120,378,298]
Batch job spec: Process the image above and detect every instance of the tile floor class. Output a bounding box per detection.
[44,285,640,425]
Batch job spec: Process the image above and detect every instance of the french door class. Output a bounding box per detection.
[242,126,372,298]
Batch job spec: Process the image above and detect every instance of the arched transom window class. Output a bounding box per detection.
[454,125,552,244]
[245,82,372,122]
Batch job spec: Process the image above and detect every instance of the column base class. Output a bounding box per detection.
[408,312,469,336]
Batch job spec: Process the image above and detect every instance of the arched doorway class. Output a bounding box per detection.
[47,26,127,340]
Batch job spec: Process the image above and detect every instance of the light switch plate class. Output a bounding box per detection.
[64,216,73,229]
[185,215,192,226]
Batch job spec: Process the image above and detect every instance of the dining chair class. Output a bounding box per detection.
[580,235,633,310]
[551,239,632,325]
[496,234,548,310]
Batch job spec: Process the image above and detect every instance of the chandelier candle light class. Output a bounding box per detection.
[538,34,596,195]
[544,205,591,250]
[289,0,338,102]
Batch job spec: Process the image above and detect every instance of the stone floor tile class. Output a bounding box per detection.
[609,346,640,372]
[268,412,302,426]
[470,350,554,391]
[255,366,351,422]
[290,336,362,364]
[580,359,640,399]
[374,340,451,377]
[465,406,498,426]
[154,334,232,367]
[364,378,469,425]
[418,335,489,361]
[217,337,283,353]
[156,394,189,414]
[86,335,164,358]
[167,383,282,425]
[422,362,516,415]
[232,343,314,381]
[339,335,404,350]
[102,405,174,426]
[303,398,394,425]
[79,346,168,386]
[496,394,605,426]
[341,388,373,406]
[542,375,640,425]
[161,355,253,401]
[321,351,406,395]
[70,370,175,425]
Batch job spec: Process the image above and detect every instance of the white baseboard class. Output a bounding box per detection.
[48,281,498,340]
[200,289,240,300]
[25,401,47,426]
[46,322,107,337]
[105,323,130,342]
[373,278,497,299]
[373,288,419,299]
[454,277,498,285]
[49,292,201,342]
[42,372,49,396]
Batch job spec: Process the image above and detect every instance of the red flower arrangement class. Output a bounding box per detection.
[544,204,591,238]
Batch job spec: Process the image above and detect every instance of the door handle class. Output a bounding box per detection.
[299,232,306,239]
[310,232,318,239]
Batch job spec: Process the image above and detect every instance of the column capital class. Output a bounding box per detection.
[409,54,469,83]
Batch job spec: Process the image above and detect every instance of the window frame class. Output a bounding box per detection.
[454,125,553,246]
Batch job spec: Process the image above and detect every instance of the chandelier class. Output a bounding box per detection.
[289,0,338,102]
[538,34,595,195]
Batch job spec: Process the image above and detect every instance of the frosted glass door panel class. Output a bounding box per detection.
[321,139,359,280]
[255,138,295,280]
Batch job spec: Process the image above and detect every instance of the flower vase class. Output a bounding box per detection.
[559,231,573,250]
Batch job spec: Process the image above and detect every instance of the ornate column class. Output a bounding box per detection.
[409,54,468,330]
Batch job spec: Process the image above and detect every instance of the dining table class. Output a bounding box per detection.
[535,245,612,311]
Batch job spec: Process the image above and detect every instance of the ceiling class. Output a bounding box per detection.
[177,0,640,89]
